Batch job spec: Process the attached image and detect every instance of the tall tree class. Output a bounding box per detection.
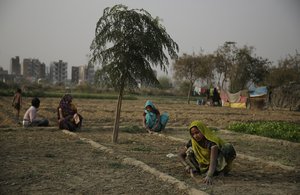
[214,42,270,92]
[200,54,215,86]
[230,46,270,92]
[266,51,300,87]
[158,76,173,89]
[173,53,213,104]
[89,4,178,143]
[173,53,199,104]
[214,42,237,89]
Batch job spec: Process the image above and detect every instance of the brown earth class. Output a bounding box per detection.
[0,96,299,194]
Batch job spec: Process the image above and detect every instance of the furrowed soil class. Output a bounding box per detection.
[0,96,299,194]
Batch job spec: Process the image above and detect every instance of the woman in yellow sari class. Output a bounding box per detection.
[179,121,236,185]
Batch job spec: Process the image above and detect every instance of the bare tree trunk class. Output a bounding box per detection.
[221,77,226,90]
[187,80,193,104]
[112,83,124,143]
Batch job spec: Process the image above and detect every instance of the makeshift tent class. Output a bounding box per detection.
[248,86,268,109]
[249,86,268,97]
[220,89,248,108]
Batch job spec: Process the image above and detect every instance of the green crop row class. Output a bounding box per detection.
[228,121,300,143]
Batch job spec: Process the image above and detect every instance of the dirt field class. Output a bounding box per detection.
[0,96,299,194]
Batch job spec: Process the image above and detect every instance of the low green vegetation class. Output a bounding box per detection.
[228,121,300,143]
[45,92,138,100]
[108,162,127,169]
[121,125,144,133]
[131,146,152,152]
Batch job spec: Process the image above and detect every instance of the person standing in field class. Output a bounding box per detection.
[12,88,22,120]
[212,87,221,106]
[142,100,169,133]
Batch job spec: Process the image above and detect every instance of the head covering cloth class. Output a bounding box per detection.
[188,120,226,173]
[59,94,77,117]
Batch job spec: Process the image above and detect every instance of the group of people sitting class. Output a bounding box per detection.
[17,94,236,185]
[21,94,83,132]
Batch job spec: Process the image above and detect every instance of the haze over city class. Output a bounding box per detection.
[0,0,299,78]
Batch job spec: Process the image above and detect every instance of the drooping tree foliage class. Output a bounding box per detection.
[89,4,178,143]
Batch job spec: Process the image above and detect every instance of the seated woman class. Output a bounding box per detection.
[57,94,83,131]
[23,97,49,127]
[179,121,236,185]
[142,100,169,133]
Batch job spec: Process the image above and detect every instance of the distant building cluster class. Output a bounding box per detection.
[0,56,95,85]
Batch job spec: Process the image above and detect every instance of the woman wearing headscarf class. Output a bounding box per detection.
[142,100,169,133]
[179,121,236,185]
[57,94,83,131]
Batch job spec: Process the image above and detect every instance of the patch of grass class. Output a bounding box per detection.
[120,139,139,144]
[44,153,55,158]
[92,149,104,155]
[108,162,127,169]
[228,121,300,143]
[131,146,152,152]
[44,92,137,100]
[1,90,137,100]
[20,170,41,180]
[75,140,86,144]
[121,125,144,133]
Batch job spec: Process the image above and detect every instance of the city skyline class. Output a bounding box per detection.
[1,0,299,78]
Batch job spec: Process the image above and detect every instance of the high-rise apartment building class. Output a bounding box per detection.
[23,58,46,81]
[50,60,68,84]
[71,65,95,85]
[86,65,95,84]
[10,56,21,75]
[71,66,79,84]
[0,67,13,83]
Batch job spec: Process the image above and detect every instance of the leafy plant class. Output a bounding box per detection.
[228,121,300,142]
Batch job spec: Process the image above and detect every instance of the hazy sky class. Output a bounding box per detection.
[0,0,299,78]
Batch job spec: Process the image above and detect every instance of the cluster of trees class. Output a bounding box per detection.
[266,51,300,87]
[89,4,299,142]
[173,42,300,103]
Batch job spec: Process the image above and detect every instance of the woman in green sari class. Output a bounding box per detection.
[179,121,236,185]
[142,100,169,133]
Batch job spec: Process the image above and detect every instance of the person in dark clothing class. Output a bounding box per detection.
[212,88,221,106]
[57,94,83,131]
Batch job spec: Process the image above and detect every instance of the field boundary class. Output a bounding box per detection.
[0,126,295,171]
[152,131,296,171]
[62,130,208,195]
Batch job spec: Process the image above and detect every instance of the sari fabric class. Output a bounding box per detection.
[189,121,227,173]
[59,94,76,117]
[144,100,169,131]
[58,94,82,131]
